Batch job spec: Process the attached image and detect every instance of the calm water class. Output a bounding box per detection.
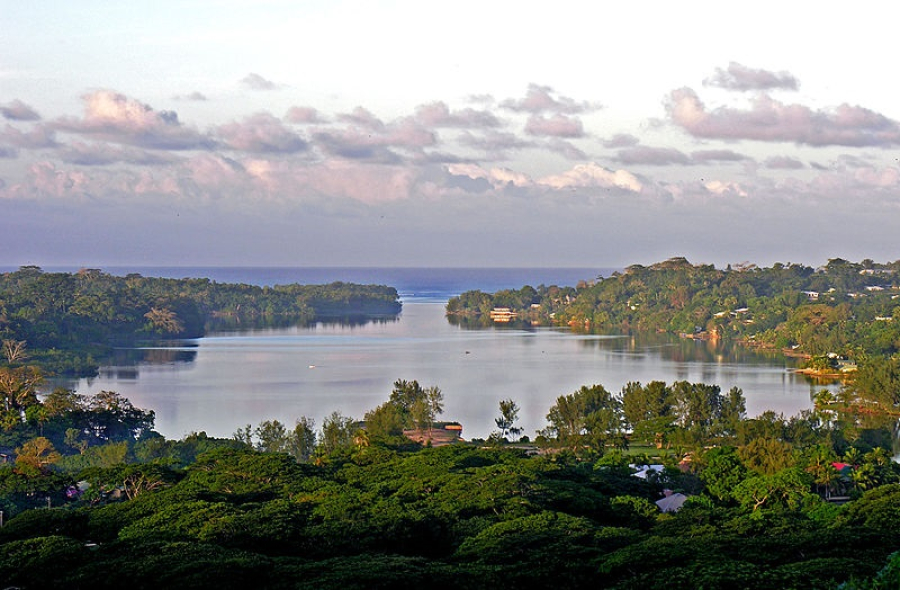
[57,299,830,441]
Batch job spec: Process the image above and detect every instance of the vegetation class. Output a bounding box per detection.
[3,260,900,587]
[0,266,401,376]
[447,257,900,363]
[0,357,898,587]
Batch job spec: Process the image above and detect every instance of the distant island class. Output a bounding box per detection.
[0,266,402,376]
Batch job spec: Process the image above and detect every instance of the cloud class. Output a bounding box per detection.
[615,145,691,165]
[1,99,41,121]
[502,83,597,114]
[285,106,326,124]
[0,146,16,158]
[764,156,804,169]
[668,87,900,147]
[313,117,434,163]
[286,159,417,203]
[217,113,309,153]
[690,149,748,162]
[704,180,748,196]
[445,163,532,188]
[173,91,208,101]
[1,124,58,149]
[54,90,213,150]
[240,73,278,90]
[58,141,179,166]
[337,107,385,130]
[413,101,500,128]
[538,162,642,192]
[545,139,587,160]
[14,161,92,199]
[704,62,799,91]
[603,133,640,148]
[524,114,585,138]
[457,130,533,159]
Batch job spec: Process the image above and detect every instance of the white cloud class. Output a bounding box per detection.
[538,163,642,192]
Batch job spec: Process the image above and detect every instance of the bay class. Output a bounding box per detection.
[58,298,830,442]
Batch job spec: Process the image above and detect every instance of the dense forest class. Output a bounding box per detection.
[447,257,900,363]
[3,260,900,588]
[0,368,899,588]
[0,266,401,376]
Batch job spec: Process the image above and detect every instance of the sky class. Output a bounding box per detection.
[2,1,899,269]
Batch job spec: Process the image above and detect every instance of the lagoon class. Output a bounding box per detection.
[60,301,832,441]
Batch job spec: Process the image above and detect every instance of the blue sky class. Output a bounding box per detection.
[2,1,899,268]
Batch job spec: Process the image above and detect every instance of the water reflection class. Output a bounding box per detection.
[206,314,401,335]
[59,303,833,441]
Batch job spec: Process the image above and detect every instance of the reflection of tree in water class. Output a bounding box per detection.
[575,330,797,367]
[206,314,400,333]
[445,314,537,332]
[108,346,199,368]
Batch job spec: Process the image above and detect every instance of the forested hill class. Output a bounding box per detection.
[0,267,401,375]
[447,257,900,359]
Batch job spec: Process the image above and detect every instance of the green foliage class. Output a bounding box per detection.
[494,397,522,440]
[539,384,626,455]
[450,258,900,364]
[699,446,749,502]
[0,267,401,376]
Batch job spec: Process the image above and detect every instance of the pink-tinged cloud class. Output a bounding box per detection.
[524,114,585,138]
[446,163,532,188]
[616,145,691,165]
[217,113,309,153]
[290,159,416,203]
[1,100,41,121]
[240,73,278,90]
[1,124,58,149]
[54,90,213,150]
[17,161,92,199]
[764,156,804,169]
[546,139,587,160]
[704,62,799,91]
[337,107,385,130]
[58,141,178,166]
[538,162,642,192]
[603,133,640,148]
[314,117,435,161]
[704,180,748,196]
[502,84,597,114]
[413,102,500,128]
[690,149,748,162]
[457,130,533,155]
[285,106,325,124]
[668,87,900,147]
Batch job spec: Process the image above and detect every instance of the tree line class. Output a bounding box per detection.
[0,266,401,375]
[446,257,900,362]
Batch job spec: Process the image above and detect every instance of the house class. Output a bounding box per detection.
[656,489,688,513]
[631,464,665,480]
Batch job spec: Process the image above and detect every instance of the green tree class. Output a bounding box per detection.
[494,398,522,440]
[288,416,316,462]
[319,411,355,454]
[539,384,626,455]
[699,446,748,502]
[254,419,289,453]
